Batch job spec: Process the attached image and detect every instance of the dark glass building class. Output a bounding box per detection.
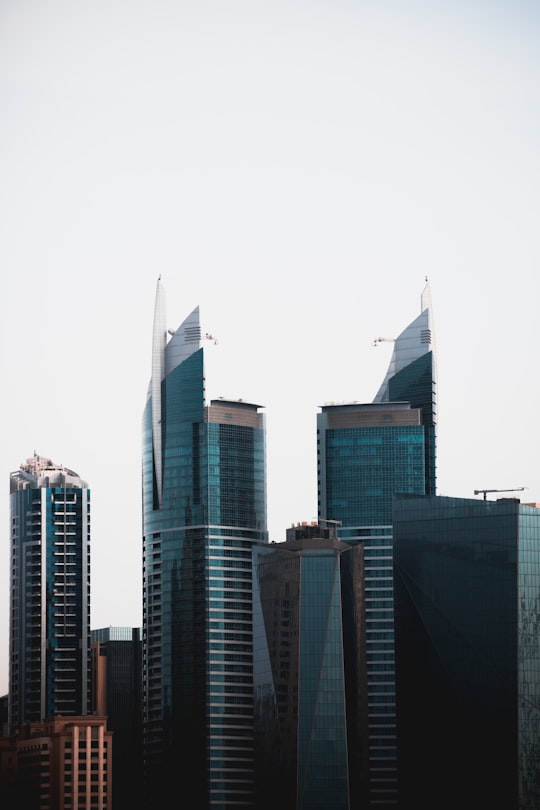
[8,454,91,735]
[253,522,361,810]
[317,284,437,808]
[91,626,143,809]
[142,279,268,809]
[393,494,540,810]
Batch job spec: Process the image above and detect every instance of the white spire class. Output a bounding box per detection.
[373,281,436,403]
[149,278,202,508]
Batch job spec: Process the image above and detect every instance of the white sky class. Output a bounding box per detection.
[1,0,539,695]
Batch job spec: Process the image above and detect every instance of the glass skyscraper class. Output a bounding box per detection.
[317,283,436,808]
[393,494,540,810]
[142,279,268,809]
[253,522,358,810]
[9,454,91,735]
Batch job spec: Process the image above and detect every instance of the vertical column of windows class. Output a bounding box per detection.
[143,534,163,753]
[207,539,256,807]
[352,529,398,806]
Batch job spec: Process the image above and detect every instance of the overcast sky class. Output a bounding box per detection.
[1,0,539,695]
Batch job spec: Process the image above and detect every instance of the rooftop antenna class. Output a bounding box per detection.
[474,487,527,501]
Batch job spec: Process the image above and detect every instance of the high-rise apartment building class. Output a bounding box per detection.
[392,494,540,810]
[317,283,436,807]
[9,455,91,735]
[142,279,268,809]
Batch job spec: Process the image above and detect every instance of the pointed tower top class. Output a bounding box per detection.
[373,282,436,403]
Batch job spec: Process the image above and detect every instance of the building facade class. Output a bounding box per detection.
[253,522,360,810]
[142,279,268,809]
[16,716,112,810]
[316,283,437,807]
[392,494,540,810]
[91,627,143,810]
[9,455,91,735]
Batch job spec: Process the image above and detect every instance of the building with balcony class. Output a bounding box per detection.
[16,715,112,810]
[9,455,91,735]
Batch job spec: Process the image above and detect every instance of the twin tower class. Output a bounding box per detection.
[141,278,437,809]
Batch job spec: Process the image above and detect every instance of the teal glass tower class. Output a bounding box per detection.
[9,454,91,734]
[317,283,436,808]
[142,279,268,809]
[393,494,540,810]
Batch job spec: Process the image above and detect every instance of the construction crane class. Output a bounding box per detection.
[315,517,342,527]
[372,337,395,347]
[474,487,527,501]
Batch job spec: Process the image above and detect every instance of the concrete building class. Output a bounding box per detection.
[15,715,112,810]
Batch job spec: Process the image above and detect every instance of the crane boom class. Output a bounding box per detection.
[474,487,526,501]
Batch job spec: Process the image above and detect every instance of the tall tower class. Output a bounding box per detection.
[142,279,268,809]
[253,522,356,810]
[9,454,91,734]
[317,283,437,808]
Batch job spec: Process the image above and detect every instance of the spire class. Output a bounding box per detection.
[373,281,436,403]
[148,277,203,508]
[151,277,167,507]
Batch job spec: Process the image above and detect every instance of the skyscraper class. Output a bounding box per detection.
[142,279,268,809]
[316,283,436,807]
[392,494,540,810]
[253,522,358,810]
[9,454,91,735]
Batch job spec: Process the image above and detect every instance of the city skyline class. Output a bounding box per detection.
[2,0,539,699]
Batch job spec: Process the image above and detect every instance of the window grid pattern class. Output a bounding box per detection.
[142,347,267,809]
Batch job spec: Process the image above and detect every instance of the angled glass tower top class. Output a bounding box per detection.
[142,278,267,809]
[373,280,437,495]
[316,282,438,808]
[148,277,203,510]
[373,281,437,404]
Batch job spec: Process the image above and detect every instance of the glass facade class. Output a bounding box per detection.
[9,455,91,734]
[393,495,540,810]
[253,527,353,810]
[317,404,427,808]
[142,280,267,809]
[316,283,437,809]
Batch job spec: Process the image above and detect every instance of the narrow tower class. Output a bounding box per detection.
[317,282,437,808]
[142,279,268,809]
[9,454,91,734]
